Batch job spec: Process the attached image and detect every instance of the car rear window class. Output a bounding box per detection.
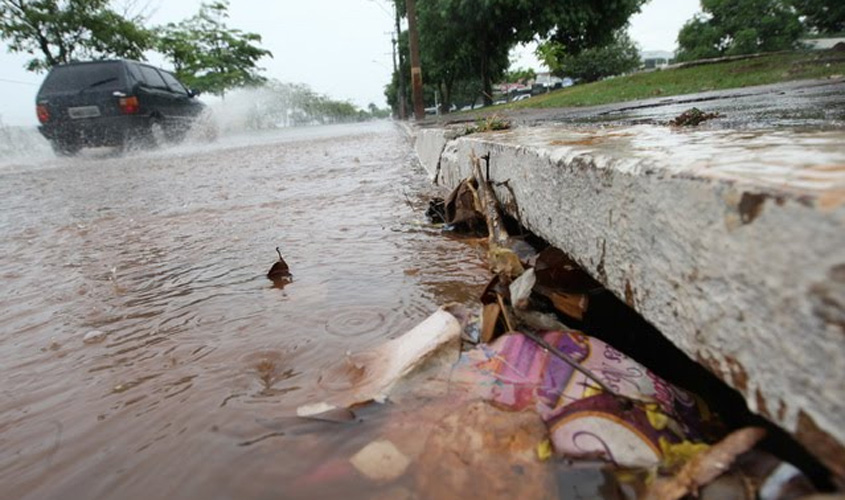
[39,62,125,94]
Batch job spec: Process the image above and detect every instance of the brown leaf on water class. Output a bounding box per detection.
[646,427,766,500]
[267,247,291,286]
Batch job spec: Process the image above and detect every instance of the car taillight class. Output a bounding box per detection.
[36,104,49,124]
[119,96,140,114]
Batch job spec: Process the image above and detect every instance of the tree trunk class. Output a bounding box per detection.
[480,52,493,107]
[440,80,453,114]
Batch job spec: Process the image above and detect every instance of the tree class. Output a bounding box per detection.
[0,0,152,72]
[538,30,641,83]
[156,1,272,97]
[675,0,803,62]
[790,0,845,34]
[391,0,646,108]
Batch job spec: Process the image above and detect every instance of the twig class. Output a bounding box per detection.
[470,150,623,401]
[470,151,510,248]
[496,293,515,332]
[520,328,622,399]
[237,431,286,447]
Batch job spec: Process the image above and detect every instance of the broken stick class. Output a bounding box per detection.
[469,150,622,399]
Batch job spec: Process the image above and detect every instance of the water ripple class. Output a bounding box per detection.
[0,122,490,500]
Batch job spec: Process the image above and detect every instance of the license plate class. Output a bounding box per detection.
[68,106,101,119]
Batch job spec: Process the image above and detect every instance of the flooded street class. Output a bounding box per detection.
[0,122,491,499]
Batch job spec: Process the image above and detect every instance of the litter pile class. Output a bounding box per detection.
[291,151,827,499]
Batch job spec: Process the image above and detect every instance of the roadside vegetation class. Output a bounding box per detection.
[505,50,845,110]
[386,0,646,112]
[387,0,845,115]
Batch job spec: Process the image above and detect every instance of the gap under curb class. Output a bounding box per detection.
[403,121,845,483]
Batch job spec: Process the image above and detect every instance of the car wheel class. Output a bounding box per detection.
[50,138,81,157]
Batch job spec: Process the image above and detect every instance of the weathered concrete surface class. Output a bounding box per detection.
[407,122,845,480]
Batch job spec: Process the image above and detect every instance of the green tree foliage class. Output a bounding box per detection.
[790,0,845,34]
[156,1,272,97]
[0,0,151,71]
[540,0,647,58]
[389,0,645,111]
[537,31,641,82]
[675,0,803,62]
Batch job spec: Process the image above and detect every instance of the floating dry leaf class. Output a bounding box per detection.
[267,247,291,286]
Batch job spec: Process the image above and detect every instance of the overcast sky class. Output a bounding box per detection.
[0,0,700,127]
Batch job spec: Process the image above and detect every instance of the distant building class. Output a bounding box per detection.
[534,73,573,90]
[640,50,675,69]
[534,72,563,86]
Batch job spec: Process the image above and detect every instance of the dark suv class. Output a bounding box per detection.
[35,59,205,155]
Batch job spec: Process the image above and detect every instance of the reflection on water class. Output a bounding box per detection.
[0,121,491,499]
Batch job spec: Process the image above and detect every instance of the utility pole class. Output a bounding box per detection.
[390,36,402,120]
[392,5,407,120]
[404,0,424,120]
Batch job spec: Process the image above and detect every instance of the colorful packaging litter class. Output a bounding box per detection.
[452,329,717,468]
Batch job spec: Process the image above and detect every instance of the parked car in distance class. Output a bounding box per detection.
[35,59,205,155]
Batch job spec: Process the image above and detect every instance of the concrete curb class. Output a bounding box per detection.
[403,121,845,480]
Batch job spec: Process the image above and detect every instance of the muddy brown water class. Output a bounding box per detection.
[0,122,499,499]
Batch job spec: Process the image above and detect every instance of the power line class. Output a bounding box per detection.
[367,0,393,19]
[0,78,38,87]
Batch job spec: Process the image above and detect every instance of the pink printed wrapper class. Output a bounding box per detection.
[451,330,715,467]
